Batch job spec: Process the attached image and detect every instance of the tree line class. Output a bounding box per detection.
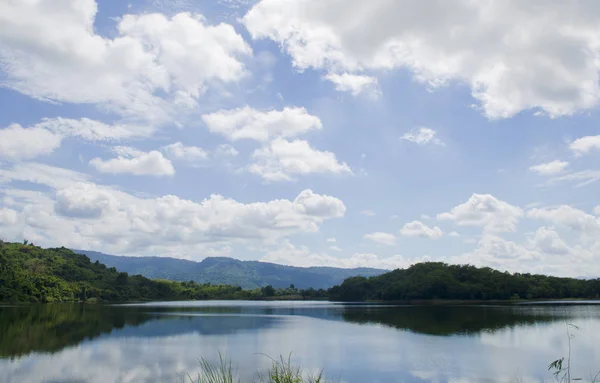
[328,262,600,301]
[0,241,326,303]
[3,241,599,303]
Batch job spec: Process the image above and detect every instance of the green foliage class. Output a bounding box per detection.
[187,354,330,383]
[329,262,600,301]
[190,353,238,383]
[0,242,274,303]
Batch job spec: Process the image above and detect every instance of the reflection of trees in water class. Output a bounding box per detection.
[0,303,577,359]
[339,305,562,336]
[0,304,283,358]
[0,304,155,358]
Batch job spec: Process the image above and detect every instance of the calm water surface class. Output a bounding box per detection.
[1,301,600,383]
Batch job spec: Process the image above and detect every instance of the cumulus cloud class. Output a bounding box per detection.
[527,205,600,240]
[360,210,376,217]
[0,208,18,225]
[570,135,600,156]
[399,221,443,239]
[438,194,524,233]
[248,138,352,181]
[0,124,62,161]
[401,127,444,146]
[202,106,322,142]
[90,148,175,176]
[243,0,600,118]
[529,160,569,175]
[448,231,460,237]
[0,118,155,161]
[449,234,541,270]
[0,163,346,258]
[529,227,571,256]
[55,184,119,219]
[261,240,409,269]
[0,1,251,119]
[163,142,209,163]
[364,232,396,246]
[324,73,380,97]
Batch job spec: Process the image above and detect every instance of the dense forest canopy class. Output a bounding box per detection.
[329,262,600,301]
[0,241,325,303]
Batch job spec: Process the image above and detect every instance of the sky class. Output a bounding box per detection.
[1,0,600,277]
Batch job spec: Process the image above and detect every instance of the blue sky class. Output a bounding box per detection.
[1,0,600,276]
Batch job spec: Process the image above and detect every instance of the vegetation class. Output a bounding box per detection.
[328,262,600,301]
[4,241,600,304]
[0,241,310,303]
[187,354,330,383]
[76,249,385,290]
[0,241,329,303]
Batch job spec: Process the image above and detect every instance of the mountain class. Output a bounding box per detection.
[0,241,254,303]
[74,250,387,289]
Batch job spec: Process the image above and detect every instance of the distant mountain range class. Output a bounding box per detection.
[73,250,388,289]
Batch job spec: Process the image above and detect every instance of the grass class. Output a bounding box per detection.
[184,353,331,383]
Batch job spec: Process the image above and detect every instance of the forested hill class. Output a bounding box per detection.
[329,262,600,301]
[75,250,386,289]
[0,241,271,303]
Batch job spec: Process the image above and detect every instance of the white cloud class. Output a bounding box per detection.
[0,208,18,225]
[550,169,600,188]
[0,164,346,258]
[364,232,396,246]
[448,231,460,237]
[401,127,444,146]
[55,183,119,219]
[447,226,597,276]
[529,160,569,175]
[215,144,239,157]
[438,194,524,233]
[326,237,336,243]
[90,149,175,176]
[248,138,352,181]
[570,135,600,156]
[449,234,541,270]
[163,142,209,162]
[595,206,600,216]
[527,205,600,240]
[399,220,443,239]
[41,117,154,141]
[360,210,376,217]
[328,245,342,252]
[0,162,90,190]
[244,0,600,118]
[261,240,411,269]
[0,118,155,161]
[0,1,251,119]
[0,124,62,161]
[324,73,380,97]
[529,227,571,256]
[202,106,322,142]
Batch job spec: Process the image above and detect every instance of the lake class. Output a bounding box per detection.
[1,301,600,383]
